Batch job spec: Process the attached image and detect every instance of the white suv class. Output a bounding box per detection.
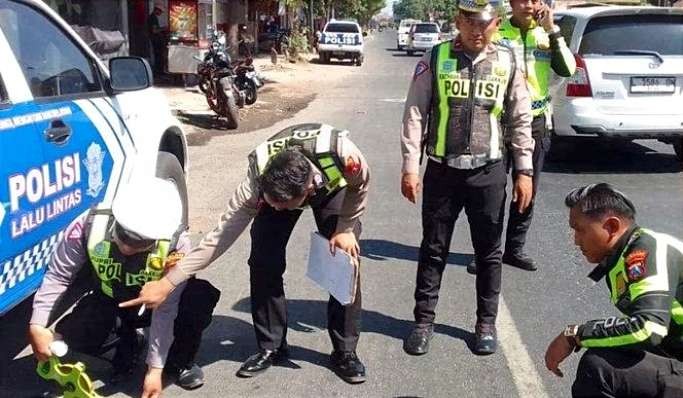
[397,19,419,50]
[318,20,365,66]
[0,0,189,315]
[406,22,441,56]
[551,6,683,160]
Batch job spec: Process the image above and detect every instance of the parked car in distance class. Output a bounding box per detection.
[406,22,441,56]
[397,19,419,50]
[550,6,683,160]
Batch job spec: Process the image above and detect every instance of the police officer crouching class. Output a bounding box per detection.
[29,178,220,397]
[123,123,370,384]
[545,183,683,397]
[400,0,534,356]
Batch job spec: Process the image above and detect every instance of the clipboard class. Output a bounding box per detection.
[306,232,358,305]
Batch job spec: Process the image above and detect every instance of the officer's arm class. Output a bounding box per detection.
[146,280,186,369]
[30,213,89,327]
[401,52,433,175]
[335,137,370,234]
[548,29,576,77]
[505,65,534,171]
[578,242,672,349]
[165,169,260,286]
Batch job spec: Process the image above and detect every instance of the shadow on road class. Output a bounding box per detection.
[309,58,357,67]
[545,139,682,174]
[360,239,473,268]
[175,110,237,132]
[392,53,419,58]
[231,298,476,354]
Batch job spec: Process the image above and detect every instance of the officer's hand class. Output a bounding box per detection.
[329,231,360,263]
[401,173,421,204]
[141,367,163,398]
[119,278,175,310]
[544,332,574,377]
[539,5,555,33]
[513,174,533,213]
[28,324,54,363]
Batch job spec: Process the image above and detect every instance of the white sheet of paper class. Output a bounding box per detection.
[306,232,357,305]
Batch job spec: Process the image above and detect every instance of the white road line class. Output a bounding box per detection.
[498,295,550,398]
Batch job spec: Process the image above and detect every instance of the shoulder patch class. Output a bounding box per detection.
[626,249,648,282]
[67,221,83,241]
[344,155,362,177]
[413,61,429,81]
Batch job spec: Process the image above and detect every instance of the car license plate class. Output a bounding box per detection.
[419,37,431,41]
[630,76,676,94]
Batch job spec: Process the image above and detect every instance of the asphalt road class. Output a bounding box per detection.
[2,31,682,398]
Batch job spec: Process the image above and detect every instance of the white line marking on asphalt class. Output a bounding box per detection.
[498,295,550,398]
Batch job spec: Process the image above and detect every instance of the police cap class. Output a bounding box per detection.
[112,177,183,241]
[457,0,503,22]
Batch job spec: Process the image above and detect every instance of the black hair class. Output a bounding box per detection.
[259,149,312,203]
[565,183,636,221]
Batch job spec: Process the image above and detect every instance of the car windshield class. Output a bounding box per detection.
[400,20,417,27]
[579,14,683,56]
[325,23,359,33]
[414,24,438,33]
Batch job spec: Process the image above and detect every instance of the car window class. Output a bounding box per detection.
[579,14,683,55]
[414,24,438,33]
[555,15,577,46]
[0,0,102,99]
[325,23,359,33]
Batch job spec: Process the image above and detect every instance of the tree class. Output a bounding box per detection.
[393,0,457,22]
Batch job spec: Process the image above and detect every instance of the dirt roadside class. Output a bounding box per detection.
[159,54,358,233]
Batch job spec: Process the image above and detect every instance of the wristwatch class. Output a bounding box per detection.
[564,324,580,347]
[517,169,534,177]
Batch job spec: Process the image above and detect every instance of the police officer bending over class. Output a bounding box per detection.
[122,123,370,384]
[29,178,220,398]
[400,0,534,356]
[545,183,683,397]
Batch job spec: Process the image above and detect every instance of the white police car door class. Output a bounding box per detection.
[0,1,122,314]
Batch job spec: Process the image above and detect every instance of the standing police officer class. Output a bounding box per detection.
[400,0,534,355]
[123,123,370,384]
[468,0,575,273]
[545,183,683,397]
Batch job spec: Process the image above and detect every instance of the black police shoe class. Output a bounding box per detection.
[165,363,205,390]
[236,346,289,378]
[466,259,477,275]
[474,323,497,355]
[403,324,434,355]
[330,351,366,384]
[502,251,538,271]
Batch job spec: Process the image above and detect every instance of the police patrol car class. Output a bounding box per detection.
[0,0,189,315]
[317,20,366,66]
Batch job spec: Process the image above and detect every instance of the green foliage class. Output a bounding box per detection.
[393,0,457,22]
[287,25,311,59]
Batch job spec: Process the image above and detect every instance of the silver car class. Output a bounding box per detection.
[551,6,683,160]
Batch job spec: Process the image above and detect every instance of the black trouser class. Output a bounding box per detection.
[572,348,683,398]
[248,190,362,353]
[55,278,220,371]
[414,159,507,326]
[504,114,551,254]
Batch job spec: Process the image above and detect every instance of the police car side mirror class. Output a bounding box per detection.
[107,57,153,93]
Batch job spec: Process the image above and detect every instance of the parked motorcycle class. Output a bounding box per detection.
[233,27,263,106]
[195,32,240,129]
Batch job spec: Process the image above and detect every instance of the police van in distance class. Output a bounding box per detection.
[317,19,366,66]
[0,0,189,316]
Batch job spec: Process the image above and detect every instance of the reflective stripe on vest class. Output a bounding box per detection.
[496,21,552,116]
[87,213,170,298]
[433,42,512,159]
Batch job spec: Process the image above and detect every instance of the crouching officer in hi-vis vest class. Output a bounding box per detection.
[122,123,371,384]
[28,178,220,398]
[545,183,683,397]
[400,0,534,356]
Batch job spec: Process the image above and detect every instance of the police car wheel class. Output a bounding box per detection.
[674,139,683,162]
[156,152,188,226]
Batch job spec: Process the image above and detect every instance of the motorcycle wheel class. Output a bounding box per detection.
[217,80,239,129]
[205,85,221,114]
[237,77,258,105]
[198,77,210,94]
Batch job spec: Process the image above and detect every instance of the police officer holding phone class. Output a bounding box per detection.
[468,0,575,273]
